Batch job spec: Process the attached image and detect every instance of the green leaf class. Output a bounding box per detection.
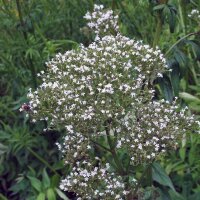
[152,162,175,191]
[153,4,166,11]
[143,187,153,200]
[169,190,185,200]
[159,76,174,102]
[179,92,200,103]
[55,188,69,200]
[0,193,8,200]
[0,143,8,155]
[190,192,200,200]
[179,148,186,161]
[157,187,171,200]
[42,169,50,189]
[189,147,196,165]
[27,176,42,192]
[168,6,176,33]
[47,188,56,200]
[174,50,187,68]
[171,64,180,96]
[51,174,60,188]
[36,193,45,200]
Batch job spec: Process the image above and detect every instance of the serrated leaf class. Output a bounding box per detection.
[152,162,175,191]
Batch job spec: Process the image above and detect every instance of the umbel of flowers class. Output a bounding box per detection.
[22,4,199,200]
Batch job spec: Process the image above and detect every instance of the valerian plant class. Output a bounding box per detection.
[21,4,200,200]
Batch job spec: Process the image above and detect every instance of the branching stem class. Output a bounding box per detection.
[27,147,60,176]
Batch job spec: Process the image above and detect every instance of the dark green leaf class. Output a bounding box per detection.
[171,64,180,96]
[152,162,175,191]
[169,9,176,33]
[169,190,185,200]
[158,76,174,102]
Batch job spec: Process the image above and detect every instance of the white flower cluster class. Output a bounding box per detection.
[60,161,128,200]
[56,126,90,164]
[26,33,168,132]
[84,4,119,39]
[188,9,200,21]
[116,100,197,165]
[23,4,199,199]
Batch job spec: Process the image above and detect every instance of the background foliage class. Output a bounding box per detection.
[0,0,200,199]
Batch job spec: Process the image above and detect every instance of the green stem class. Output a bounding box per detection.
[90,139,112,153]
[178,0,187,35]
[132,164,152,198]
[27,147,60,176]
[165,31,200,55]
[15,0,37,88]
[16,0,27,40]
[153,12,162,49]
[116,1,142,38]
[105,122,126,176]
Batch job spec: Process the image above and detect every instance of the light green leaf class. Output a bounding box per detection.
[36,193,45,200]
[27,176,42,192]
[42,169,50,189]
[47,188,56,200]
[179,148,186,161]
[153,4,166,11]
[179,92,200,103]
[55,188,69,200]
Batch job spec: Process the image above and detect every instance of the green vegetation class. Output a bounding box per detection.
[0,0,200,199]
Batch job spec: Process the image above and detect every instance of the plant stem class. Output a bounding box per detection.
[178,0,187,35]
[90,139,112,153]
[16,0,27,40]
[132,164,152,198]
[104,122,126,176]
[116,1,142,38]
[153,11,162,49]
[27,147,60,176]
[15,0,37,88]
[165,31,200,55]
